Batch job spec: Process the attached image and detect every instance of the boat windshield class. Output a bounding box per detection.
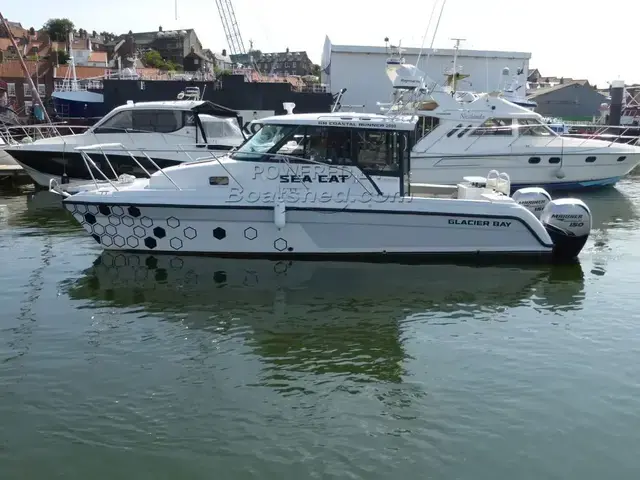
[230,124,299,161]
[518,118,556,136]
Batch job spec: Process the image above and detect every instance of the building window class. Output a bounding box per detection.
[24,101,33,115]
[37,84,46,96]
[285,62,289,67]
[292,61,296,67]
[7,83,16,97]
[23,84,32,97]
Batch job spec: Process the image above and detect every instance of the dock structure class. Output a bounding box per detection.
[0,164,28,186]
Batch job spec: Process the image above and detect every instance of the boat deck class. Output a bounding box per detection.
[410,183,458,198]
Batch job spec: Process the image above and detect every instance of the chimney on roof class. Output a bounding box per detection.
[222,48,226,56]
[560,77,564,85]
[159,26,163,32]
[286,47,289,53]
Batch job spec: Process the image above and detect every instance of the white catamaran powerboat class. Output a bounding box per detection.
[379,56,640,191]
[50,109,593,263]
[5,100,246,189]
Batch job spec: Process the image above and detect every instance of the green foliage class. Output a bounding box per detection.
[55,50,70,65]
[142,50,182,71]
[142,50,164,68]
[311,64,321,76]
[43,18,74,41]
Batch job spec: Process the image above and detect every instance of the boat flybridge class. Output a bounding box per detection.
[5,100,246,189]
[50,109,593,263]
[382,62,640,191]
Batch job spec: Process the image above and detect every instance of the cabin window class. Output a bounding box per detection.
[93,110,133,133]
[230,124,297,161]
[414,116,439,141]
[518,118,554,136]
[353,129,405,175]
[198,115,243,140]
[273,126,353,165]
[446,123,463,137]
[457,125,472,137]
[229,123,406,174]
[132,110,184,133]
[470,118,513,136]
[93,109,186,134]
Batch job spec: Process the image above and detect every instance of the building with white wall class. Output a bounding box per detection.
[320,38,531,113]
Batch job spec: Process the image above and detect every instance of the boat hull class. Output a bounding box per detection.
[15,153,183,188]
[52,91,107,120]
[0,147,18,167]
[62,201,554,259]
[411,152,640,191]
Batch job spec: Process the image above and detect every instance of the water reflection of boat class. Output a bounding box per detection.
[573,183,638,231]
[5,189,78,235]
[67,253,586,312]
[63,254,586,385]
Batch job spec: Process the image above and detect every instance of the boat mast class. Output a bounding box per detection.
[450,37,465,92]
[0,11,51,123]
[68,32,78,91]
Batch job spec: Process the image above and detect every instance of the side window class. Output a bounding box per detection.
[94,111,133,133]
[470,118,513,136]
[518,118,553,136]
[415,116,439,140]
[354,129,403,174]
[132,110,184,133]
[184,112,196,127]
[274,127,353,165]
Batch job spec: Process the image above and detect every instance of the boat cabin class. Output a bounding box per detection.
[88,100,245,148]
[229,112,417,196]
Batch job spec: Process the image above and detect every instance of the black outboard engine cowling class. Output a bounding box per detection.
[539,198,592,260]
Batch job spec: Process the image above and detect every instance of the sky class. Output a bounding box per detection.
[3,0,639,87]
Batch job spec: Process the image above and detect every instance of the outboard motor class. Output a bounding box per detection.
[539,198,592,260]
[512,187,552,219]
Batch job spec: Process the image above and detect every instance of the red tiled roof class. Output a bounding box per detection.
[55,65,108,79]
[0,38,14,51]
[0,60,45,79]
[70,38,90,50]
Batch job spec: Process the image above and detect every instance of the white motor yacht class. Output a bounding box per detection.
[50,109,593,263]
[5,100,246,189]
[380,60,640,191]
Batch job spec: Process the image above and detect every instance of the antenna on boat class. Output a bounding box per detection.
[383,0,448,117]
[448,37,465,92]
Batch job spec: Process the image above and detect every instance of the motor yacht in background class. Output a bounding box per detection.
[498,66,537,111]
[380,56,640,191]
[5,100,246,189]
[50,109,593,263]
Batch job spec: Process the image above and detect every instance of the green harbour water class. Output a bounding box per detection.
[1,178,640,479]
